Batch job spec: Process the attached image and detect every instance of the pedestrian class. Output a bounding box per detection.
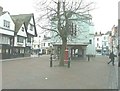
[118,52,120,67]
[108,52,117,66]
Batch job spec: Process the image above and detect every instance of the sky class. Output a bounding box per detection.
[0,0,119,34]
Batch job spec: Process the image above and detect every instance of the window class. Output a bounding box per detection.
[2,35,9,44]
[27,35,31,43]
[104,42,106,46]
[20,49,24,53]
[15,49,19,53]
[71,23,73,36]
[17,36,24,43]
[30,24,33,31]
[44,43,45,46]
[10,38,13,46]
[74,24,77,36]
[21,27,24,32]
[10,49,11,54]
[48,43,50,46]
[70,23,77,36]
[6,49,9,53]
[38,45,40,48]
[97,38,99,41]
[89,39,92,44]
[2,49,5,53]
[97,43,99,47]
[3,20,10,28]
[104,36,106,40]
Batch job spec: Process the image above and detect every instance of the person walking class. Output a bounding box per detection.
[118,52,120,67]
[108,52,117,66]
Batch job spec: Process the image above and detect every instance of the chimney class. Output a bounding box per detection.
[4,11,10,15]
[0,6,3,15]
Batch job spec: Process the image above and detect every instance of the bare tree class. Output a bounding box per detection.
[35,0,95,66]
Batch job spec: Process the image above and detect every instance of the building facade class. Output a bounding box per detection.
[86,25,96,56]
[0,7,15,59]
[94,32,110,55]
[50,12,95,59]
[0,6,37,59]
[32,34,52,55]
[11,13,37,57]
[109,25,118,55]
[94,32,103,54]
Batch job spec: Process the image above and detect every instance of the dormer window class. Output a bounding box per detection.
[3,20,10,28]
[30,24,33,31]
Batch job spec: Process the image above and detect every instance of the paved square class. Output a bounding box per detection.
[2,55,118,89]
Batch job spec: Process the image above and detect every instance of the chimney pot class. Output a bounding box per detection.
[0,6,3,15]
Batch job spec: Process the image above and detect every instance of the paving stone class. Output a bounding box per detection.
[2,55,118,89]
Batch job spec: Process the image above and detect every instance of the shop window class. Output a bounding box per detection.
[2,49,5,53]
[20,49,24,53]
[6,49,9,53]
[10,49,11,54]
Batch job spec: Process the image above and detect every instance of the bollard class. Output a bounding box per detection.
[68,61,70,68]
[88,55,90,61]
[68,57,71,68]
[50,54,52,67]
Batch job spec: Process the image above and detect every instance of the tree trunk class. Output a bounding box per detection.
[59,39,67,66]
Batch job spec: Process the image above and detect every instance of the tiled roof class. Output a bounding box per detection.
[11,13,33,33]
[0,11,8,16]
[105,31,111,35]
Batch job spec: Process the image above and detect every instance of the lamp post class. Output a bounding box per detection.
[118,28,120,67]
[39,36,41,55]
[118,45,120,67]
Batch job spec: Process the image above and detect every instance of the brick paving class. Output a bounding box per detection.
[1,55,118,89]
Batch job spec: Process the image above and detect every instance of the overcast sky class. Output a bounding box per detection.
[0,0,119,34]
